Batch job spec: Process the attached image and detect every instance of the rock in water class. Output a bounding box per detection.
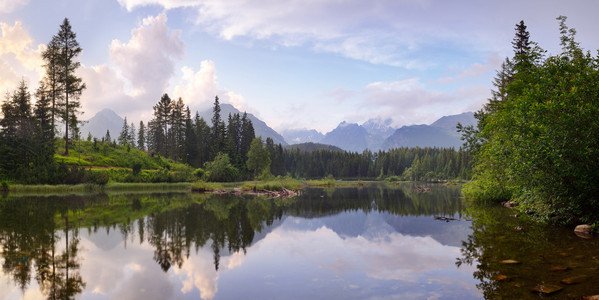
[560,275,589,285]
[574,224,593,239]
[532,284,563,295]
[500,259,520,264]
[493,274,509,281]
[583,296,599,300]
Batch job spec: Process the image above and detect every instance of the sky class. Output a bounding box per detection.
[1,0,599,133]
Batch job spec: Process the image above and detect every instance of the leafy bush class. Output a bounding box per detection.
[204,153,238,182]
[87,170,109,185]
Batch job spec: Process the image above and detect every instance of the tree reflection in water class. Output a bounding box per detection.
[457,203,599,299]
[0,183,469,298]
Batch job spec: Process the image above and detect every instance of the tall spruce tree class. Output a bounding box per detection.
[41,38,63,134]
[170,97,185,161]
[184,107,197,166]
[138,121,146,151]
[151,94,171,157]
[118,117,130,146]
[53,18,85,155]
[210,96,226,158]
[194,113,212,166]
[128,122,136,147]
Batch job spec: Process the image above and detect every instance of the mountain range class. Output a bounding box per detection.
[81,106,475,152]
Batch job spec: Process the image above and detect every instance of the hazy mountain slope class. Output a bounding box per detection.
[199,104,288,145]
[430,111,476,137]
[362,118,395,139]
[281,129,324,145]
[320,122,370,153]
[381,112,475,150]
[81,108,124,140]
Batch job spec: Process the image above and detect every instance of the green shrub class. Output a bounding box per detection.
[132,162,142,176]
[0,181,8,191]
[87,170,109,185]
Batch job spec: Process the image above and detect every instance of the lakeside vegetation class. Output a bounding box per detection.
[461,17,599,225]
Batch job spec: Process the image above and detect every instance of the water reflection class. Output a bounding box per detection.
[0,184,480,299]
[457,203,599,299]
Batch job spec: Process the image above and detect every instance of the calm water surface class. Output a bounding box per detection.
[0,183,597,299]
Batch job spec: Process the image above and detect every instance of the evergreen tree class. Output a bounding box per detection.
[128,122,136,148]
[170,97,185,161]
[210,96,225,158]
[41,38,63,135]
[104,130,111,143]
[53,18,85,155]
[34,83,54,141]
[194,113,212,167]
[239,112,255,163]
[138,121,146,151]
[184,107,197,166]
[118,117,130,146]
[151,94,171,157]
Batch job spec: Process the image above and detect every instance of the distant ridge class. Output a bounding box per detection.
[281,129,324,145]
[381,112,475,150]
[199,103,288,146]
[81,108,124,140]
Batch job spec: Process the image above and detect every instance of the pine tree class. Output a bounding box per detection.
[104,130,111,143]
[118,117,130,146]
[151,93,171,157]
[128,122,136,148]
[170,97,185,161]
[138,121,146,151]
[194,113,212,166]
[34,83,54,141]
[41,38,63,135]
[210,96,225,158]
[184,107,197,166]
[53,18,86,155]
[239,112,255,163]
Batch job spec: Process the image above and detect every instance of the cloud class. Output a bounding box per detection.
[362,78,487,126]
[173,61,247,114]
[113,0,452,67]
[438,53,502,84]
[319,78,488,129]
[79,64,142,119]
[0,0,29,14]
[110,12,184,98]
[0,20,44,93]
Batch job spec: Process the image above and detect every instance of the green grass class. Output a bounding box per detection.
[191,181,225,192]
[52,139,196,183]
[6,182,191,195]
[54,139,188,170]
[242,177,303,191]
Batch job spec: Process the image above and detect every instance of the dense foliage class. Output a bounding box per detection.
[462,17,599,224]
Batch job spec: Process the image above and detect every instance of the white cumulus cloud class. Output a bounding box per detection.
[0,0,29,13]
[173,61,247,114]
[0,20,44,93]
[110,12,184,99]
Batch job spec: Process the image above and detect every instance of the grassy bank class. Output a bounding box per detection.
[3,177,377,196]
[5,182,191,195]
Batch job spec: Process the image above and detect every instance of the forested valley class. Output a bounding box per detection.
[0,18,471,186]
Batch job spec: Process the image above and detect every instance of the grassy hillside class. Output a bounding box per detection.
[54,139,196,183]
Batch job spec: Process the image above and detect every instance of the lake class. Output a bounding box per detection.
[0,183,597,299]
